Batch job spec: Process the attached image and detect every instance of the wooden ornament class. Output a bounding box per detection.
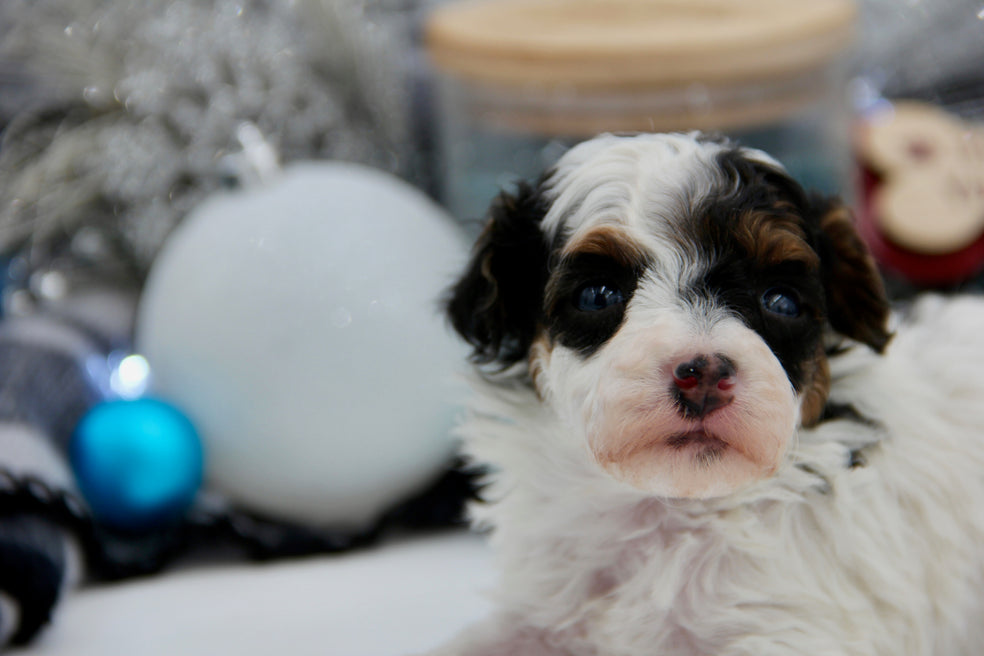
[858,102,984,257]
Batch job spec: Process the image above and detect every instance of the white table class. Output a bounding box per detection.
[16,530,493,656]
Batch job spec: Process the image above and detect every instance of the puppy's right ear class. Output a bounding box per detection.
[446,181,550,366]
[809,196,892,353]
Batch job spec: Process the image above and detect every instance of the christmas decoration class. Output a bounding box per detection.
[0,0,412,283]
[70,398,204,531]
[136,162,467,528]
[856,101,984,287]
[854,0,984,112]
[0,282,136,646]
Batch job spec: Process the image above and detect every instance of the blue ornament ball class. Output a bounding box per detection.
[70,398,204,531]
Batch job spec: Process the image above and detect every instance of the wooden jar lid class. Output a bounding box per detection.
[426,0,856,89]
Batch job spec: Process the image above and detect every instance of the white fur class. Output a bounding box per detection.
[423,135,984,655]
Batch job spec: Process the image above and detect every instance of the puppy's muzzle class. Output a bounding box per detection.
[672,354,736,418]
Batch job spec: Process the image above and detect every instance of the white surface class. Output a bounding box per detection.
[137,162,469,527]
[22,531,493,656]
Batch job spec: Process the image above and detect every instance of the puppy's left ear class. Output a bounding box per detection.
[810,195,892,352]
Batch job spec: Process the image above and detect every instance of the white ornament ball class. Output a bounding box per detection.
[136,163,468,528]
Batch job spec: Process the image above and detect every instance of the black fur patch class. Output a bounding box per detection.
[700,256,825,391]
[545,252,644,357]
[819,401,876,427]
[714,149,812,211]
[446,181,550,366]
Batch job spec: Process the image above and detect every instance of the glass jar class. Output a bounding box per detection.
[425,0,858,223]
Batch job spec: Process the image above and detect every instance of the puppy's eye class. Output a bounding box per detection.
[761,287,801,318]
[575,283,625,312]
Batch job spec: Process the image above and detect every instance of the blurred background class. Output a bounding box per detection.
[0,0,981,654]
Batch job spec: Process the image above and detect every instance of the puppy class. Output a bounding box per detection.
[430,132,984,656]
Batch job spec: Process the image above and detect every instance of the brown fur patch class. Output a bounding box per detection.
[798,344,831,427]
[732,206,820,271]
[560,224,649,269]
[528,335,552,400]
[546,225,648,312]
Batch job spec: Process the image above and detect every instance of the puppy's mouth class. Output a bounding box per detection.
[666,430,728,450]
[665,430,729,465]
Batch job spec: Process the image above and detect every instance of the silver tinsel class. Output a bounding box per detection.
[853,0,984,117]
[3,0,981,286]
[0,0,413,280]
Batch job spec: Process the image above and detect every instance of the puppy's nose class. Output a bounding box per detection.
[672,354,736,418]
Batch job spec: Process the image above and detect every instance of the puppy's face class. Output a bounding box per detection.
[449,134,890,499]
